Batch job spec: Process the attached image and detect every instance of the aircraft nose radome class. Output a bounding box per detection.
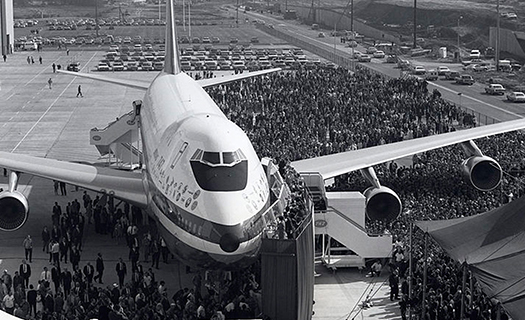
[219,233,240,253]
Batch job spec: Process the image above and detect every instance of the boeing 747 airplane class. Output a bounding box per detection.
[1,0,525,270]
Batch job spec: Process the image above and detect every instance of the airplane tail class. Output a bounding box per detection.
[164,0,181,75]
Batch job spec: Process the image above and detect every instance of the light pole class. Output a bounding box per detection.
[457,16,463,62]
[413,0,417,49]
[496,0,500,71]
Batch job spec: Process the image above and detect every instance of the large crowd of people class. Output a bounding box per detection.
[1,64,520,319]
[1,191,266,319]
[208,65,517,319]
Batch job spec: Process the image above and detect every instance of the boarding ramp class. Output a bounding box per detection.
[90,108,142,168]
[300,173,392,269]
[316,192,392,258]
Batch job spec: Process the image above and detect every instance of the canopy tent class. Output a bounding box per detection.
[415,195,525,319]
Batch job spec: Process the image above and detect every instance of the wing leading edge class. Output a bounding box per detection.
[0,151,147,207]
[291,119,525,179]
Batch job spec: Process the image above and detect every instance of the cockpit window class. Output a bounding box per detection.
[223,149,245,164]
[190,148,248,191]
[202,152,220,165]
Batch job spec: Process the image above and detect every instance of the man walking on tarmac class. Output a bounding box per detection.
[76,85,83,98]
[48,78,53,89]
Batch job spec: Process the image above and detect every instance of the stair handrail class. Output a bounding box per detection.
[324,206,388,237]
[120,142,143,158]
[90,110,136,133]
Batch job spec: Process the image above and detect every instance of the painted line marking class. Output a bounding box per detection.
[11,51,99,153]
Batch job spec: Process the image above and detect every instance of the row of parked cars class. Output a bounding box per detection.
[94,45,325,72]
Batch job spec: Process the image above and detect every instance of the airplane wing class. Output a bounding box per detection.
[291,118,525,179]
[58,70,150,91]
[0,151,148,207]
[196,68,281,88]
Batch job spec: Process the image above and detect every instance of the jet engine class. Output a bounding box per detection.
[360,167,402,222]
[0,190,29,231]
[460,140,502,192]
[461,155,502,191]
[363,186,402,222]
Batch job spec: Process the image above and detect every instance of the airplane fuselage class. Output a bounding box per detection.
[139,71,277,269]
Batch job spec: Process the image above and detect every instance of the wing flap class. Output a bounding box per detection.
[292,119,525,179]
[197,68,281,88]
[0,151,147,207]
[58,70,149,91]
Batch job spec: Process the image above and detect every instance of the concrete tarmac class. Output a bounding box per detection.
[0,50,399,319]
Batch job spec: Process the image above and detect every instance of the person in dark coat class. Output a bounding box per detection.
[44,291,54,313]
[26,284,37,317]
[389,270,400,301]
[19,259,31,289]
[94,253,105,284]
[83,262,95,285]
[62,267,72,296]
[51,263,61,294]
[115,258,127,288]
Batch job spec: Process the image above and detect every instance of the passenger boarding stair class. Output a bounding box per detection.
[301,173,392,267]
[90,108,142,168]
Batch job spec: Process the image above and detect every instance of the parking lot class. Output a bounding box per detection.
[91,40,326,73]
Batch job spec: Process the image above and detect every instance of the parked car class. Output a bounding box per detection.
[485,84,505,95]
[386,55,397,63]
[373,50,385,58]
[358,54,371,62]
[67,62,80,72]
[140,61,153,71]
[456,74,475,85]
[437,66,450,76]
[469,49,481,59]
[112,61,125,71]
[153,61,164,71]
[232,60,245,71]
[425,70,438,81]
[180,60,192,71]
[366,46,377,54]
[413,65,426,75]
[97,62,111,71]
[507,92,525,102]
[445,71,460,80]
[204,60,218,70]
[126,61,139,71]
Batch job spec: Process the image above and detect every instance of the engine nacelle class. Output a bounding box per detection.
[461,155,502,191]
[0,191,29,231]
[363,186,402,222]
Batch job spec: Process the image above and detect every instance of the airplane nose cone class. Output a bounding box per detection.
[219,233,240,253]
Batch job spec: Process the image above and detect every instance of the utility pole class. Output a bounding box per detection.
[496,0,500,71]
[350,0,354,33]
[457,16,463,62]
[236,0,239,27]
[413,0,417,48]
[95,0,99,38]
